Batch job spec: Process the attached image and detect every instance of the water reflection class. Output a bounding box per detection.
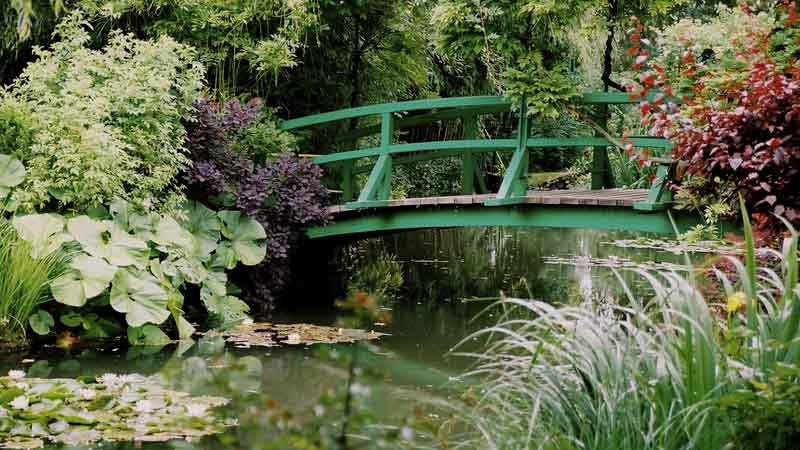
[1,227,683,449]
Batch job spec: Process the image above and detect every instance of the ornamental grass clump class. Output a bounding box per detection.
[0,220,67,347]
[454,205,800,450]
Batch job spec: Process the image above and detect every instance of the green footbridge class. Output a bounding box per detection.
[281,93,699,239]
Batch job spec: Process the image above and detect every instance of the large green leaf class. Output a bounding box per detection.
[201,271,250,328]
[128,324,172,346]
[50,255,118,307]
[218,211,267,266]
[179,202,221,257]
[110,269,170,327]
[67,216,148,268]
[153,216,196,250]
[12,214,72,258]
[0,154,25,194]
[29,310,54,336]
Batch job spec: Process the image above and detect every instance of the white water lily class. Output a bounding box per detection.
[7,370,25,380]
[184,403,208,417]
[313,405,325,417]
[10,396,29,410]
[48,421,69,434]
[78,389,96,400]
[349,382,370,396]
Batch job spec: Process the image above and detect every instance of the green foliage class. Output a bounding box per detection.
[0,220,68,343]
[12,199,267,341]
[721,366,800,450]
[89,0,319,97]
[346,249,404,302]
[228,112,298,164]
[3,12,204,213]
[451,203,800,450]
[503,54,579,119]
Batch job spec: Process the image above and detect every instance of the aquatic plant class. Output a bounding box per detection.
[451,206,800,449]
[0,370,231,449]
[0,221,67,347]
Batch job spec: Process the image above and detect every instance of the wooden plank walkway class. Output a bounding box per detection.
[328,189,649,214]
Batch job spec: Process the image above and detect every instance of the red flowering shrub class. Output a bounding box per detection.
[627,2,800,231]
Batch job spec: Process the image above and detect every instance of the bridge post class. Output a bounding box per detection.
[484,97,529,206]
[378,112,394,200]
[591,104,616,190]
[341,160,355,202]
[462,113,481,194]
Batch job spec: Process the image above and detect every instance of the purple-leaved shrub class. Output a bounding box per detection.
[185,98,330,313]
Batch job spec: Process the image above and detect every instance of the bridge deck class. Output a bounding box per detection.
[328,189,649,214]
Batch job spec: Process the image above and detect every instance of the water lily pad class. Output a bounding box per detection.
[206,322,387,348]
[0,372,230,449]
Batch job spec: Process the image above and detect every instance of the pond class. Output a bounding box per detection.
[0,227,689,449]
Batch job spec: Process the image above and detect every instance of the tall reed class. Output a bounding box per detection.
[452,211,800,450]
[0,220,67,342]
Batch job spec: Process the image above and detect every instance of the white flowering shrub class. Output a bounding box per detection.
[3,12,205,212]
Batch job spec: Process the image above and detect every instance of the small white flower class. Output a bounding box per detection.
[349,382,370,397]
[7,370,25,380]
[134,399,157,413]
[98,373,120,387]
[10,396,29,410]
[400,426,414,441]
[78,389,96,400]
[184,403,208,417]
[141,198,153,209]
[48,420,69,434]
[313,405,325,417]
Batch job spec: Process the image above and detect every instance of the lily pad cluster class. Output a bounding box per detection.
[206,322,387,348]
[13,199,267,341]
[0,370,232,449]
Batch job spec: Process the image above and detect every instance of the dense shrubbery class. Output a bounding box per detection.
[185,98,329,313]
[2,13,204,213]
[629,2,800,231]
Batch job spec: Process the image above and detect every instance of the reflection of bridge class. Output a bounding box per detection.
[281,94,700,239]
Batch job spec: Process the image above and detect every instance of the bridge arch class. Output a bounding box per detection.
[281,93,698,239]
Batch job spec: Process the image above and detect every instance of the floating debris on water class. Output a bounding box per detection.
[604,238,742,255]
[205,323,387,348]
[0,371,232,449]
[543,255,691,272]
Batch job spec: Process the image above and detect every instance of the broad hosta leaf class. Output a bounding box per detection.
[152,216,196,251]
[0,154,25,190]
[29,310,54,336]
[174,313,196,341]
[12,214,72,258]
[67,216,110,259]
[110,269,170,327]
[67,217,148,268]
[179,201,221,257]
[50,255,118,307]
[218,211,266,266]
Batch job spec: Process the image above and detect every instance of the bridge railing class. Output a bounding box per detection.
[281,93,675,211]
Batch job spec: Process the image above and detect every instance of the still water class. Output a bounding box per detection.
[0,227,682,449]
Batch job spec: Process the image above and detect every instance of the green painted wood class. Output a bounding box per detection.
[591,104,616,190]
[282,92,681,131]
[634,161,675,211]
[306,204,705,239]
[462,114,479,194]
[341,160,355,202]
[378,112,394,201]
[338,104,511,142]
[281,96,514,130]
[354,153,391,204]
[485,98,528,206]
[310,137,670,166]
